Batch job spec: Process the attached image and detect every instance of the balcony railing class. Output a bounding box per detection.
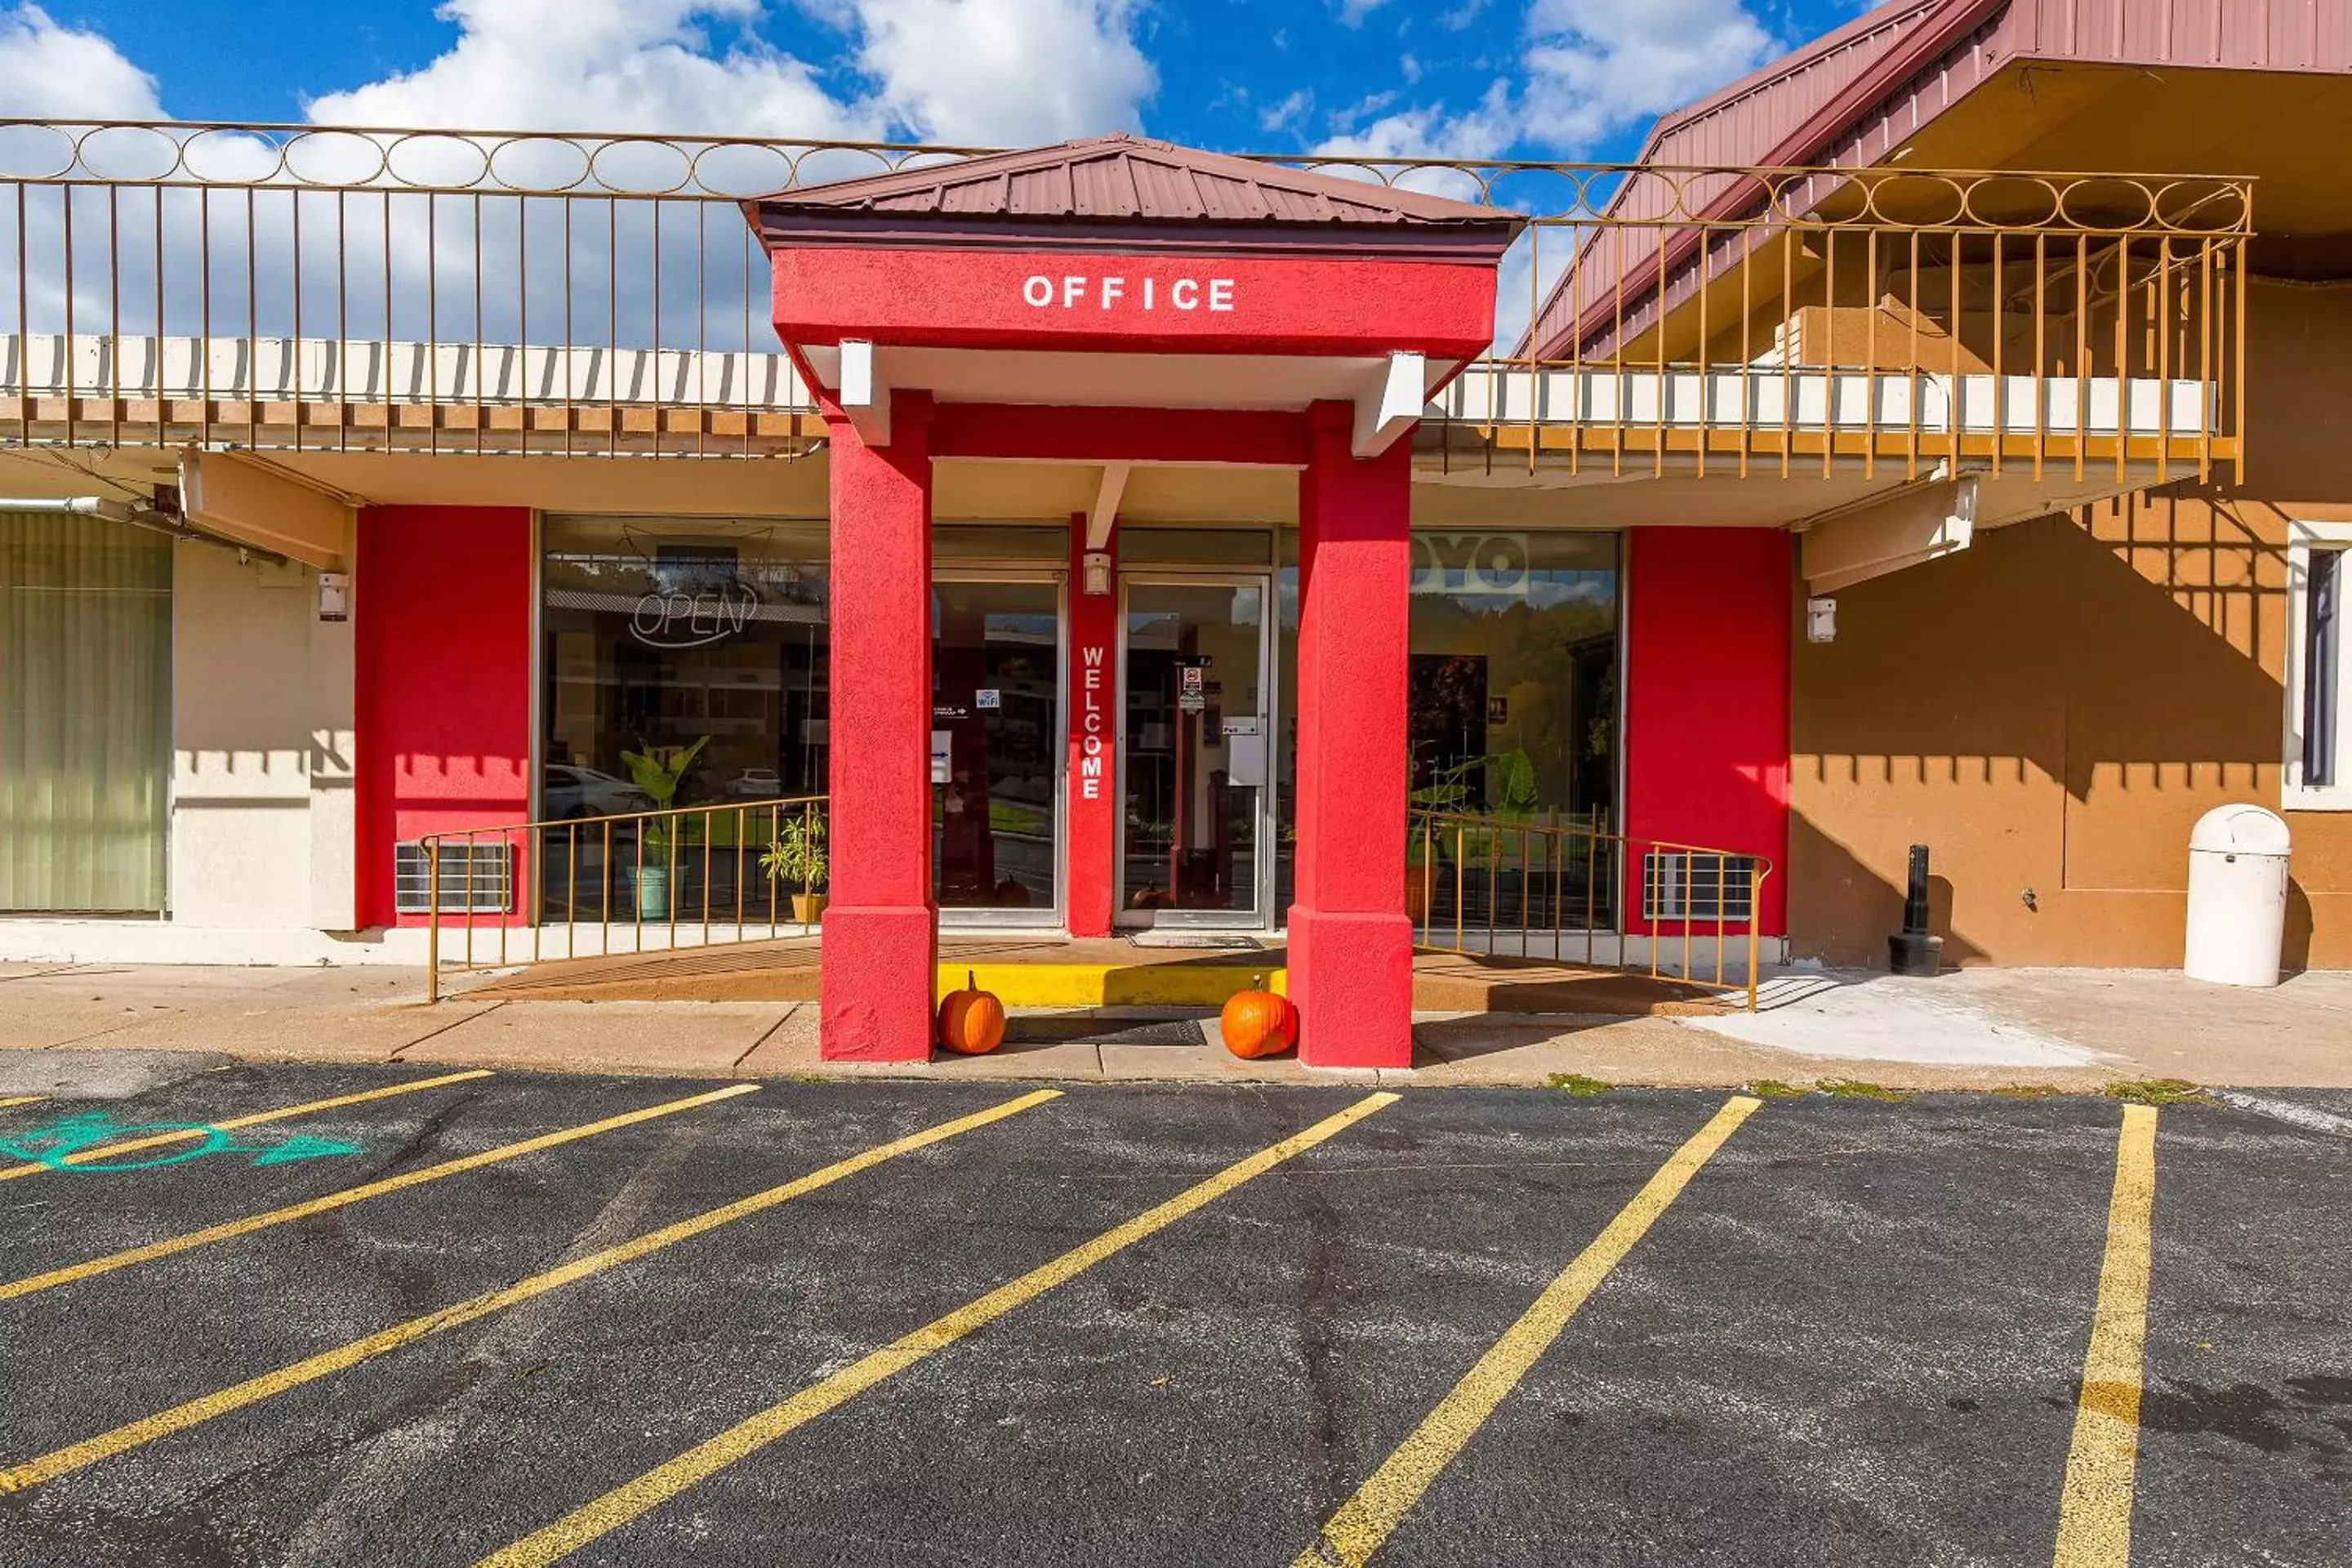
[0,119,2252,479]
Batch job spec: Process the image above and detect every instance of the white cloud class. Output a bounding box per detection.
[1521,0,1778,151]
[0,3,163,118]
[301,0,1152,148]
[1259,88,1313,134]
[1317,80,1517,164]
[1334,0,1390,27]
[304,0,874,140]
[848,0,1154,144]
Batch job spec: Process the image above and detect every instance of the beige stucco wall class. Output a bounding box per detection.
[170,539,356,929]
[1789,280,2352,969]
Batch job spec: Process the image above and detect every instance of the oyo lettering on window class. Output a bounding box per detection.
[1078,643,1108,799]
[1022,274,1236,314]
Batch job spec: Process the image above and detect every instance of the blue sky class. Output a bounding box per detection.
[4,0,1874,162]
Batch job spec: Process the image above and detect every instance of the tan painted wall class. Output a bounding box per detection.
[170,539,357,929]
[1791,279,2352,969]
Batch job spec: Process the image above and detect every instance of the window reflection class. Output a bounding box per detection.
[933,579,1062,914]
[538,515,828,924]
[1276,530,1621,928]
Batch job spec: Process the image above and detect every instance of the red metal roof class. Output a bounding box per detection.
[759,132,1516,229]
[1528,0,2352,357]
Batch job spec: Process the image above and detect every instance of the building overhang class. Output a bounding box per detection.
[743,134,1521,461]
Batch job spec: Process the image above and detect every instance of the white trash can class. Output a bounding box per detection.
[2184,804,2292,987]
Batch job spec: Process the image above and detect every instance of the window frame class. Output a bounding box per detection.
[2283,519,2352,811]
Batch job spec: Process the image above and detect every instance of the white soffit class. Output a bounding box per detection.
[1801,474,1978,594]
[795,343,1454,414]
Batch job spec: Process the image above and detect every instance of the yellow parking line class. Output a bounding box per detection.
[0,1096,45,1111]
[1,1083,763,1302]
[0,1088,1061,1499]
[1294,1095,1762,1568]
[2053,1103,2159,1568]
[475,1090,1402,1568]
[0,1069,496,1183]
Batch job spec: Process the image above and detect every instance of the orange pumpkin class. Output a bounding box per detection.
[1220,977,1297,1059]
[936,970,1007,1055]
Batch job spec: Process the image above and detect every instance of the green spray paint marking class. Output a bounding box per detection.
[0,1111,362,1174]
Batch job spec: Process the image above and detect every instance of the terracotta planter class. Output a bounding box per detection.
[634,865,670,921]
[791,892,829,925]
[1405,861,1433,926]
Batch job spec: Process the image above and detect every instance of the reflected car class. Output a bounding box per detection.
[543,765,653,820]
[726,768,786,799]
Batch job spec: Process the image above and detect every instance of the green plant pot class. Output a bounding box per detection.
[635,865,670,921]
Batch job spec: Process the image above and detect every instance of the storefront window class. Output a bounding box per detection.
[933,577,1062,915]
[1406,531,1619,826]
[0,510,172,913]
[539,517,828,920]
[1276,529,1621,926]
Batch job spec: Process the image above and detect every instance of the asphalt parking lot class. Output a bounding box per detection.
[0,1062,2344,1567]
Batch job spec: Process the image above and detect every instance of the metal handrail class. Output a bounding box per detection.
[420,794,826,1000]
[1,118,2250,480]
[1409,805,1775,1011]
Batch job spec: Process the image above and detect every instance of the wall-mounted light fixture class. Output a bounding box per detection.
[1082,550,1112,597]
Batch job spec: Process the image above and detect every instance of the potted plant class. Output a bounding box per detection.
[618,735,710,920]
[760,809,830,925]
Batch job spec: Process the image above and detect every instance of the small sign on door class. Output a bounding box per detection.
[975,688,1000,710]
[929,730,952,785]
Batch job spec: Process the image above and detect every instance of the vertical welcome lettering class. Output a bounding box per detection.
[1079,644,1106,800]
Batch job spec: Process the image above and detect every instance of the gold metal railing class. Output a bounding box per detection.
[420,795,825,1001]
[0,119,2252,479]
[1410,807,1775,1011]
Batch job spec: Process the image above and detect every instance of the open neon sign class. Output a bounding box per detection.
[629,577,762,649]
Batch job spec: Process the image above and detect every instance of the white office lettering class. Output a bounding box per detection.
[1208,278,1235,312]
[1022,275,1053,307]
[1100,276,1125,309]
[1143,277,1155,310]
[1171,278,1200,310]
[1063,275,1087,308]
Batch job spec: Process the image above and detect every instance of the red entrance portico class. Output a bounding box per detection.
[744,135,1522,1067]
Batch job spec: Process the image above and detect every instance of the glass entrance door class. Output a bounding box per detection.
[932,575,1063,923]
[1118,577,1274,929]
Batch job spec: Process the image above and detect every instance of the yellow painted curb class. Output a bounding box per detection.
[936,963,1285,1007]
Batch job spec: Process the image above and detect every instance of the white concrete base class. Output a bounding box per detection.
[0,920,434,967]
[1685,969,2113,1068]
[1425,930,1790,982]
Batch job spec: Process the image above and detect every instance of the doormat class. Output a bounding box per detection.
[1004,1017,1211,1046]
[1127,933,1264,950]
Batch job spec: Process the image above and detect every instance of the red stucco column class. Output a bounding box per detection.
[821,393,938,1060]
[1066,512,1118,938]
[1290,402,1414,1068]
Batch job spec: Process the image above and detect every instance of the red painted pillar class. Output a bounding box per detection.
[1066,513,1118,938]
[353,506,533,929]
[1624,527,1792,938]
[1290,402,1414,1068]
[821,393,938,1060]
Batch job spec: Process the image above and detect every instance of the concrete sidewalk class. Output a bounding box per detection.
[1,960,2346,1091]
